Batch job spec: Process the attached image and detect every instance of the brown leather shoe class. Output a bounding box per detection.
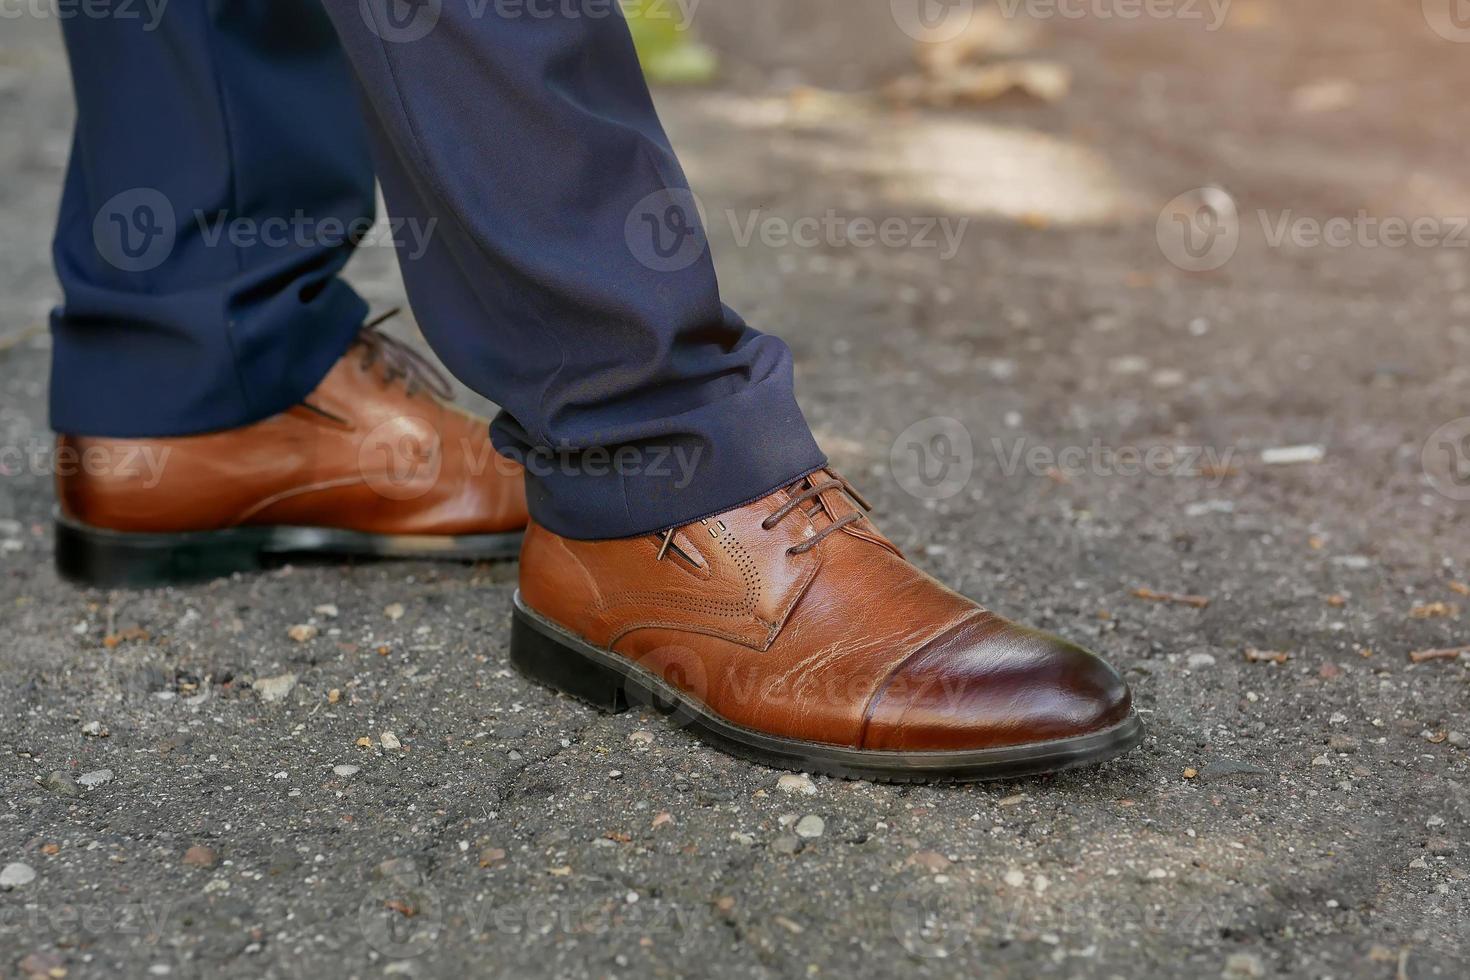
[512,469,1141,782]
[54,325,528,587]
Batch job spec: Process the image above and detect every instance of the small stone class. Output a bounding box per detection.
[1186,652,1217,669]
[1328,712,1348,726]
[41,771,81,797]
[18,950,66,978]
[1151,368,1186,388]
[1426,815,1446,828]
[1223,952,1266,978]
[771,835,802,855]
[1,862,37,889]
[628,730,655,746]
[776,773,817,796]
[1261,444,1325,466]
[1327,735,1358,753]
[379,732,402,750]
[478,847,507,867]
[773,915,804,934]
[78,768,114,789]
[729,832,756,846]
[1183,768,1198,779]
[253,673,299,704]
[1003,870,1026,888]
[327,689,341,704]
[80,720,108,738]
[1146,868,1169,880]
[1448,731,1469,748]
[182,845,218,869]
[332,765,360,777]
[384,603,405,621]
[286,624,318,643]
[314,604,339,618]
[355,737,372,748]
[908,850,950,872]
[1408,857,1429,870]
[794,815,825,839]
[1427,836,1457,856]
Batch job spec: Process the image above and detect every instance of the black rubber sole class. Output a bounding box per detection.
[55,512,523,588]
[510,592,1145,783]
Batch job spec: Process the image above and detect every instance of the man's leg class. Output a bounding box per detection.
[316,2,827,540]
[50,2,529,589]
[50,0,376,437]
[309,4,1138,782]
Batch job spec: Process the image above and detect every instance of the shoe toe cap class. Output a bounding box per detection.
[860,614,1132,752]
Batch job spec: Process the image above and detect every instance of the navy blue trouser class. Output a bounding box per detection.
[51,0,825,539]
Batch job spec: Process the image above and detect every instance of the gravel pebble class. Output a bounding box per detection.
[794,815,825,839]
[42,770,80,796]
[253,673,299,703]
[776,774,816,796]
[0,862,37,889]
[1223,952,1266,978]
[78,768,114,788]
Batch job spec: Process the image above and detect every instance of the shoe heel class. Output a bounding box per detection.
[510,604,628,713]
[54,516,268,589]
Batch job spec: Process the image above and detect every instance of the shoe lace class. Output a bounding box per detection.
[762,474,873,556]
[656,472,875,562]
[357,309,456,401]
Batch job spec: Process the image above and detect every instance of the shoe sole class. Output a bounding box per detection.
[54,511,523,588]
[510,592,1145,784]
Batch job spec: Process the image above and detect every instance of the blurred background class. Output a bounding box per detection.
[1,3,1468,978]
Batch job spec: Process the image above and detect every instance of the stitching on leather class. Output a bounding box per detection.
[609,619,766,649]
[593,590,752,618]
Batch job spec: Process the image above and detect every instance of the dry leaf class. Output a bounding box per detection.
[1408,646,1468,664]
[1410,602,1460,620]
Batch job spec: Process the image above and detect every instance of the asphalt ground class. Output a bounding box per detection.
[1,3,1468,977]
